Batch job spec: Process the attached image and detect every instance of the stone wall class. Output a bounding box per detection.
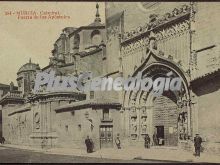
[193,76,220,155]
[55,107,121,150]
[106,2,189,32]
[194,2,220,77]
[2,104,32,145]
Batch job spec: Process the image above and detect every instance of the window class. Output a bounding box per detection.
[90,91,94,99]
[103,109,109,120]
[65,125,68,132]
[91,30,101,45]
[78,124,81,131]
[71,111,75,116]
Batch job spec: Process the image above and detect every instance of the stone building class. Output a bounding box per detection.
[0,4,117,150]
[105,2,220,154]
[0,2,220,155]
[0,83,18,137]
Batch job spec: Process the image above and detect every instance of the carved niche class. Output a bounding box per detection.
[34,112,40,130]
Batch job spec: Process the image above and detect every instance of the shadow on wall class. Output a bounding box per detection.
[191,74,220,96]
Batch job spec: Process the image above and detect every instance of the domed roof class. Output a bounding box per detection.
[17,58,40,74]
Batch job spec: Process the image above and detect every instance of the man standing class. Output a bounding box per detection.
[85,136,92,153]
[144,134,151,148]
[115,134,121,149]
[153,133,158,146]
[194,134,202,157]
[90,138,94,152]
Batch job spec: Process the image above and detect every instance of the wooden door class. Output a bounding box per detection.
[100,125,113,148]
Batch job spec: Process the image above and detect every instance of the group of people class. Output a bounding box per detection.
[85,135,122,153]
[144,133,163,148]
[85,133,203,157]
[147,133,203,157]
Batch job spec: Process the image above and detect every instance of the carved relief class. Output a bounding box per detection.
[121,36,149,56]
[121,20,189,57]
[130,107,137,117]
[34,112,40,130]
[129,106,150,140]
[130,117,138,133]
[122,5,190,42]
[141,117,147,134]
[140,107,147,115]
[178,111,188,140]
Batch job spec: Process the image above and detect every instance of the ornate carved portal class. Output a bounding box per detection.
[126,64,191,146]
[129,107,149,140]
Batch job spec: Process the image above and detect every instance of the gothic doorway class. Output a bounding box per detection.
[124,62,191,147]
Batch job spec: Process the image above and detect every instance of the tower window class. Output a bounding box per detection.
[91,30,101,45]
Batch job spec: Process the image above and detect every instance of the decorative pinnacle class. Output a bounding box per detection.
[95,3,101,22]
[29,58,32,63]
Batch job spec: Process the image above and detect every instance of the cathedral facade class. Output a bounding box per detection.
[1,2,220,155]
[105,2,220,154]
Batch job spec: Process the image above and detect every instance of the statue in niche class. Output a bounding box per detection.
[131,107,137,117]
[141,117,147,133]
[149,34,157,51]
[34,112,40,130]
[131,117,137,133]
[141,108,147,116]
[178,112,188,140]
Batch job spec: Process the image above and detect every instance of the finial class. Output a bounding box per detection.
[29,58,31,63]
[94,3,101,22]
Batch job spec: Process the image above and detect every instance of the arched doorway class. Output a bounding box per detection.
[123,63,190,147]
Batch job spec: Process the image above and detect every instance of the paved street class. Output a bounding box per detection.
[0,146,167,163]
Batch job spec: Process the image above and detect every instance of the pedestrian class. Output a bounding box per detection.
[153,133,158,146]
[85,136,92,153]
[194,134,202,157]
[144,134,151,148]
[90,138,94,152]
[115,134,121,149]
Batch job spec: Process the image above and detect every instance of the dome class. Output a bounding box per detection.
[17,59,40,75]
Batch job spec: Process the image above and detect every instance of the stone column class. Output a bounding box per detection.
[187,103,191,137]
[124,107,130,146]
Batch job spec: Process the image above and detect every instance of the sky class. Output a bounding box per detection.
[0,2,105,85]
